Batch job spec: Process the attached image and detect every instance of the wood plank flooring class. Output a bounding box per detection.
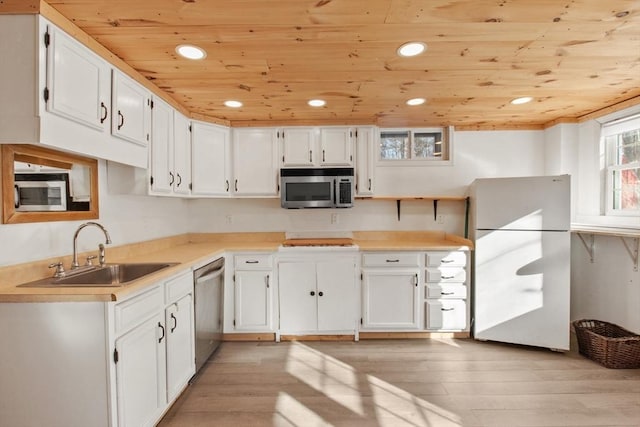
[158,338,640,427]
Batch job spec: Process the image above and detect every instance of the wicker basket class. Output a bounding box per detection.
[573,319,640,369]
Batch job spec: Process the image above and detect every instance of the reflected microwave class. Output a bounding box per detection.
[14,173,68,212]
[280,168,354,209]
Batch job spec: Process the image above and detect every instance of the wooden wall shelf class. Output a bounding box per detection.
[356,196,470,233]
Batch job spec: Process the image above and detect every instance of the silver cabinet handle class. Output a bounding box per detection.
[414,273,418,286]
[368,178,372,191]
[386,259,400,263]
[441,275,455,280]
[441,292,455,295]
[265,274,270,288]
[309,150,313,163]
[441,307,455,312]
[441,259,455,264]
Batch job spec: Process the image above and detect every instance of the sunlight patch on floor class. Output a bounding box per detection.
[285,341,364,415]
[273,392,332,427]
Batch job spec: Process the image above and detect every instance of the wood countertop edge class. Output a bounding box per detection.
[0,232,471,303]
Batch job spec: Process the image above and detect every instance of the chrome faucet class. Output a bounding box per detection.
[72,222,112,269]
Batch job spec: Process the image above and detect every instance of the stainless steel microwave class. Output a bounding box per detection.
[14,173,68,211]
[280,168,354,209]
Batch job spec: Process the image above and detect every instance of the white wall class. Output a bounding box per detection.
[0,161,189,267]
[189,129,547,236]
[565,104,640,332]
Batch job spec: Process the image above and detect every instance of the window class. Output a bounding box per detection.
[604,114,640,215]
[379,127,451,163]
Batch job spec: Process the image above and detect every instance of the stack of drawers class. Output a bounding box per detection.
[425,251,468,331]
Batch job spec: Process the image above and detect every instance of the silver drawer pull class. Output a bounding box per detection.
[441,275,456,279]
[386,259,400,263]
[441,307,455,311]
[441,292,455,295]
[245,260,259,264]
[441,259,455,263]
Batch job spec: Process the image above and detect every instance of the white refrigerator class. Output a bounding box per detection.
[469,175,571,350]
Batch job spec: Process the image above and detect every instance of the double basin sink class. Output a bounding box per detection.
[20,262,178,288]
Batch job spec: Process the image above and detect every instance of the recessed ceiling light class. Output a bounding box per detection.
[406,98,426,106]
[397,42,427,57]
[308,99,326,107]
[224,100,243,108]
[175,44,206,60]
[511,96,533,105]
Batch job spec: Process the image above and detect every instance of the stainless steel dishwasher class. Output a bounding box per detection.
[193,257,224,373]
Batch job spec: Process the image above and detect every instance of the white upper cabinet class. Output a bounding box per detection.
[0,15,147,167]
[355,126,376,196]
[319,127,354,166]
[281,127,355,168]
[172,112,192,196]
[149,97,174,194]
[45,24,110,132]
[281,127,316,167]
[191,121,231,197]
[111,70,151,146]
[232,128,279,197]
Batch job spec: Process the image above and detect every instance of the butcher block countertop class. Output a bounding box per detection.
[0,231,472,303]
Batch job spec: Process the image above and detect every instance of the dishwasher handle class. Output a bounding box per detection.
[195,267,224,284]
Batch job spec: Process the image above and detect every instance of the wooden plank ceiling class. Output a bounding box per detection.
[42,0,640,128]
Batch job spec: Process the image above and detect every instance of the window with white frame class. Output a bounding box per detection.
[379,127,452,163]
[604,114,640,215]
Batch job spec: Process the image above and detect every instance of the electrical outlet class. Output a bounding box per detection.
[436,214,445,224]
[226,215,233,224]
[331,213,339,224]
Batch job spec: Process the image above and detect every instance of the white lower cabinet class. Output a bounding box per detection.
[362,269,420,329]
[115,311,167,427]
[425,299,467,330]
[0,269,195,427]
[278,254,358,335]
[424,250,470,332]
[112,270,194,426]
[231,253,274,332]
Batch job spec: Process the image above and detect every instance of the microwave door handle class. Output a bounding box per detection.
[14,185,20,208]
[333,179,337,205]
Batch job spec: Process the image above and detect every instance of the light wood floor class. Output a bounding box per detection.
[158,338,640,427]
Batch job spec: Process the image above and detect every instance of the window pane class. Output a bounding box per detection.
[613,129,640,165]
[380,131,410,159]
[612,168,640,211]
[413,132,442,158]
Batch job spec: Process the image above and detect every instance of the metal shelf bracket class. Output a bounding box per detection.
[576,232,595,263]
[619,236,639,272]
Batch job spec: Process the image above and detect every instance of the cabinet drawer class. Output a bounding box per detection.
[114,285,164,335]
[425,300,467,330]
[165,271,193,304]
[362,253,420,267]
[426,283,467,299]
[235,254,273,269]
[426,251,467,267]
[425,267,467,283]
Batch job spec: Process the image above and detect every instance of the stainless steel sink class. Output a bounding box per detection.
[19,262,178,288]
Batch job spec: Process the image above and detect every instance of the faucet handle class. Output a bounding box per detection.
[48,262,66,278]
[85,255,97,266]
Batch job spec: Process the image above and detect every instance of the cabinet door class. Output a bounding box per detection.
[278,261,317,332]
[320,127,353,166]
[234,270,272,331]
[282,127,316,166]
[165,294,195,403]
[112,70,150,146]
[316,259,356,331]
[362,269,420,329]
[115,313,166,427]
[45,25,110,132]
[149,97,174,194]
[355,126,376,195]
[191,122,231,196]
[232,128,279,196]
[173,113,192,195]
